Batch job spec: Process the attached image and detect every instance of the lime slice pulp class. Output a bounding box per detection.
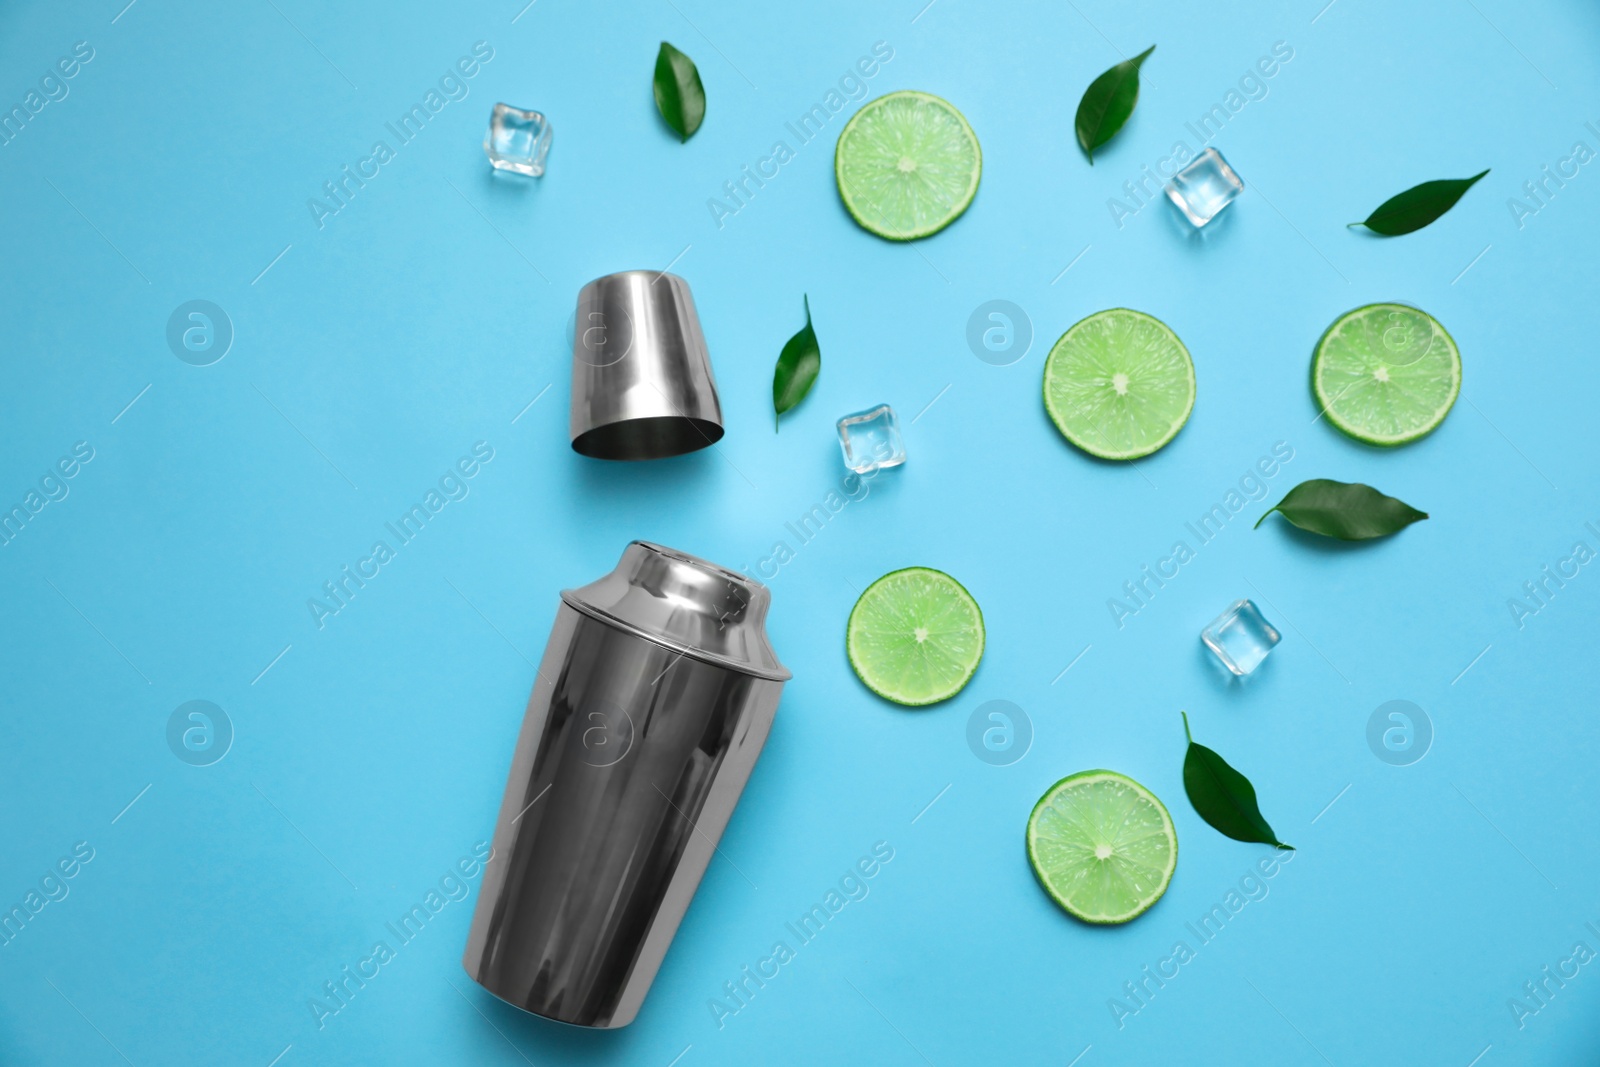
[846,567,984,706]
[1042,308,1196,460]
[1027,770,1178,924]
[834,91,981,241]
[1312,303,1460,446]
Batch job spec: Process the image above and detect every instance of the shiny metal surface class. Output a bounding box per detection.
[569,271,724,460]
[564,540,788,680]
[463,542,787,1028]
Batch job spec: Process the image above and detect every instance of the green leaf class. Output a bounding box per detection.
[1350,170,1489,235]
[1074,45,1155,164]
[772,295,820,430]
[653,41,705,141]
[1256,479,1428,541]
[1181,713,1292,851]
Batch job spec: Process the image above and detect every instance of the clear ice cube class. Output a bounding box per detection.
[1165,148,1243,227]
[837,404,905,474]
[1201,598,1280,676]
[484,103,552,177]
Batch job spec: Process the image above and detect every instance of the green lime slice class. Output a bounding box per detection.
[1026,770,1178,925]
[1042,308,1196,460]
[834,91,981,241]
[1312,303,1461,446]
[846,567,984,706]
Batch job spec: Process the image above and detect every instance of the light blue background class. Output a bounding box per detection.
[2,0,1598,1063]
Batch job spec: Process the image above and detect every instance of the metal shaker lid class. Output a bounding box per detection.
[569,271,724,461]
[561,541,790,681]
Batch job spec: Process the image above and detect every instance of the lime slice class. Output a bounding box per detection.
[834,91,981,241]
[1312,303,1461,446]
[1042,308,1196,460]
[846,567,984,706]
[1027,770,1178,924]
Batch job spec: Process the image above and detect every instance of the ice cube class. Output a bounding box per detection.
[1166,148,1243,227]
[836,404,905,474]
[484,103,552,177]
[1201,598,1280,676]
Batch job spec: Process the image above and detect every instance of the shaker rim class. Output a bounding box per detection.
[559,592,793,682]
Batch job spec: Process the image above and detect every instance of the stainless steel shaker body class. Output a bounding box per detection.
[463,542,788,1028]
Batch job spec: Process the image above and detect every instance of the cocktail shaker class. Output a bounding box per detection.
[462,541,789,1028]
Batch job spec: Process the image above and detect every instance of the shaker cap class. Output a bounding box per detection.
[569,271,724,460]
[562,541,790,681]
